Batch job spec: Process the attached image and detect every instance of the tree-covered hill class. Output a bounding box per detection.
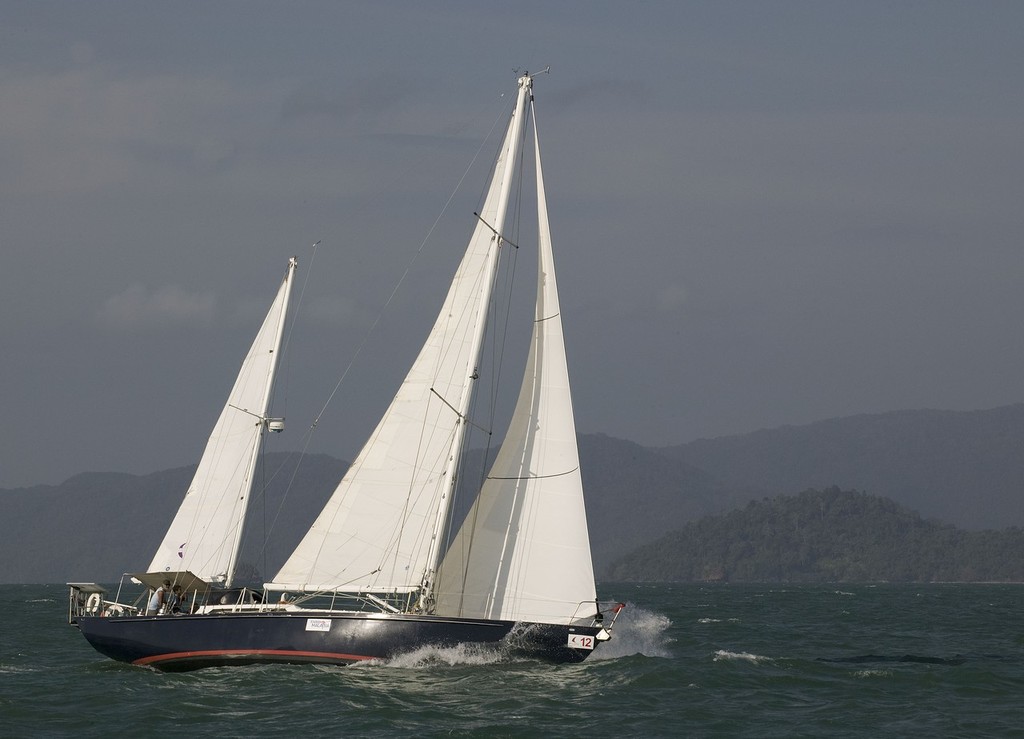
[608,487,1024,583]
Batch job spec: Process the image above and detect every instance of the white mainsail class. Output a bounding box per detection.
[270,78,534,595]
[147,257,297,585]
[434,103,597,625]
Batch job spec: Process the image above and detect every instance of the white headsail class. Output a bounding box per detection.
[147,257,297,585]
[434,101,597,625]
[270,79,534,595]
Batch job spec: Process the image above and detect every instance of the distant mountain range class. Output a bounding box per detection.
[660,403,1024,530]
[3,403,1022,584]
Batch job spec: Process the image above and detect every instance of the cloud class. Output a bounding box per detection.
[97,284,217,330]
[655,283,688,312]
[280,74,417,125]
[0,64,262,196]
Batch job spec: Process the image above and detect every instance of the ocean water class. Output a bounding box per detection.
[1,583,1022,737]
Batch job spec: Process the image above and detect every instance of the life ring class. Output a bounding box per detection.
[85,592,102,615]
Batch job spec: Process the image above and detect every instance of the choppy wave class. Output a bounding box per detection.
[5,583,1024,737]
[819,654,966,666]
[0,665,41,674]
[713,650,774,664]
[854,669,893,678]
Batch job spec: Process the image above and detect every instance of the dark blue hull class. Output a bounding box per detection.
[76,612,603,670]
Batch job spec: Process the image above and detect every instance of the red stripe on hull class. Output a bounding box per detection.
[134,649,374,666]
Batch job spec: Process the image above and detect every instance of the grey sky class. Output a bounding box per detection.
[2,1,1023,488]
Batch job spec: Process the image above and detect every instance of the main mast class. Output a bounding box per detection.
[419,73,535,606]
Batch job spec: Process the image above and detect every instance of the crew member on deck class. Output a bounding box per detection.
[169,584,184,613]
[146,579,171,615]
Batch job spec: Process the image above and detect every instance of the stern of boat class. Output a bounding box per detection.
[68,583,106,624]
[68,582,140,624]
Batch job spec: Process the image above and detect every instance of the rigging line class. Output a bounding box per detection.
[233,365,325,550]
[256,459,304,575]
[307,105,511,433]
[281,241,318,364]
[259,429,268,581]
[277,242,318,421]
[245,446,304,576]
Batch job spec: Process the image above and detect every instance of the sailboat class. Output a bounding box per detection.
[69,72,622,670]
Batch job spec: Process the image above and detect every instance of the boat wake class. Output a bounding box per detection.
[348,601,677,667]
[353,643,508,669]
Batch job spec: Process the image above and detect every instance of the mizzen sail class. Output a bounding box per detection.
[147,257,297,585]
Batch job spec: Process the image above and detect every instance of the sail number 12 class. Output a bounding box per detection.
[567,633,595,650]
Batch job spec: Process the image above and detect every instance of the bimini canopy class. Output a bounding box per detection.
[131,571,211,593]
